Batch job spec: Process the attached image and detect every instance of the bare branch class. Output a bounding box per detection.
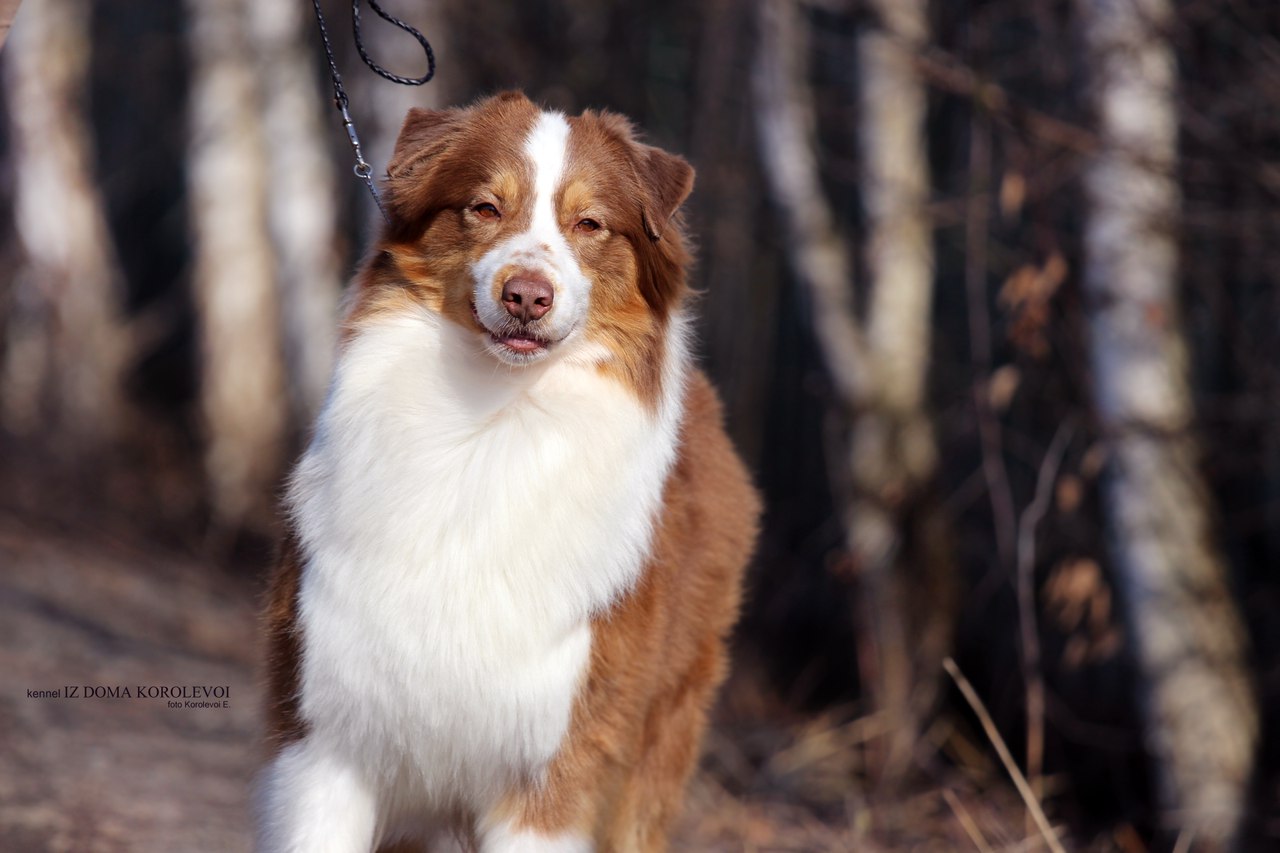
[1016,422,1075,810]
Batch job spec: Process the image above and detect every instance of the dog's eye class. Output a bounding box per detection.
[473,203,501,220]
[575,218,601,233]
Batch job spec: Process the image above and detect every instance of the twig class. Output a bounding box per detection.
[909,47,1097,155]
[964,101,1018,571]
[942,657,1067,853]
[1016,422,1075,816]
[942,788,995,853]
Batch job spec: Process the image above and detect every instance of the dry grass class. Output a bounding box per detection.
[672,663,1143,853]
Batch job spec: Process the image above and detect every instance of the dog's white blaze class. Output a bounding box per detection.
[525,110,571,241]
[261,294,691,848]
[471,111,590,351]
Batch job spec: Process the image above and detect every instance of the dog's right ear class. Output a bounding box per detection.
[388,107,458,178]
[385,108,459,233]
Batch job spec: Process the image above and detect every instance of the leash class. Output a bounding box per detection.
[309,0,436,222]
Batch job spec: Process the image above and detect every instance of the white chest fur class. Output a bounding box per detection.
[286,308,686,821]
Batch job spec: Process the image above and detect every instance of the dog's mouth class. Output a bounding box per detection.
[470,302,552,358]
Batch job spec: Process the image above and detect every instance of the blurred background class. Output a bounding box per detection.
[1,0,1278,850]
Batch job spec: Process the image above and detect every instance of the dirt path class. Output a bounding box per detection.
[0,513,260,852]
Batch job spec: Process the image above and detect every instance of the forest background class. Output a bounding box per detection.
[1,0,1278,851]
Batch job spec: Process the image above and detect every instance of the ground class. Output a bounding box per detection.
[0,500,1097,852]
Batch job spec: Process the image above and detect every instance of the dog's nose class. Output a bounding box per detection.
[501,274,554,323]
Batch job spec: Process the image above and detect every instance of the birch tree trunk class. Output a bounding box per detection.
[247,0,343,421]
[2,0,129,446]
[1078,0,1257,846]
[187,0,287,528]
[755,0,948,782]
[851,0,944,781]
[753,0,869,403]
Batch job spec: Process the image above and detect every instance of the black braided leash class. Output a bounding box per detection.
[310,0,436,221]
[354,0,436,86]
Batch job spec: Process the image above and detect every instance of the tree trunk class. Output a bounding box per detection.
[1077,0,1257,846]
[187,0,287,528]
[752,0,870,403]
[247,0,343,422]
[2,0,129,447]
[690,0,773,465]
[754,0,948,782]
[850,0,946,782]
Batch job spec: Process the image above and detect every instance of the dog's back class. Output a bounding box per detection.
[258,91,759,853]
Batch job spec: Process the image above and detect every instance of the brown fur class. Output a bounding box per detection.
[262,92,759,851]
[263,532,307,746]
[492,373,760,850]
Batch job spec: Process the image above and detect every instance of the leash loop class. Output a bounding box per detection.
[309,0,435,222]
[353,0,436,86]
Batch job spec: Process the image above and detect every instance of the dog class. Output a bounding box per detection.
[257,91,759,852]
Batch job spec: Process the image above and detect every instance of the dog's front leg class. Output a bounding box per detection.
[256,738,379,853]
[478,776,595,853]
[477,819,592,853]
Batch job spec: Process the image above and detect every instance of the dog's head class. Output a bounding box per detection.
[367,91,693,374]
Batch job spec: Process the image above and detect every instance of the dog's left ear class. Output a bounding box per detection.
[637,145,694,241]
